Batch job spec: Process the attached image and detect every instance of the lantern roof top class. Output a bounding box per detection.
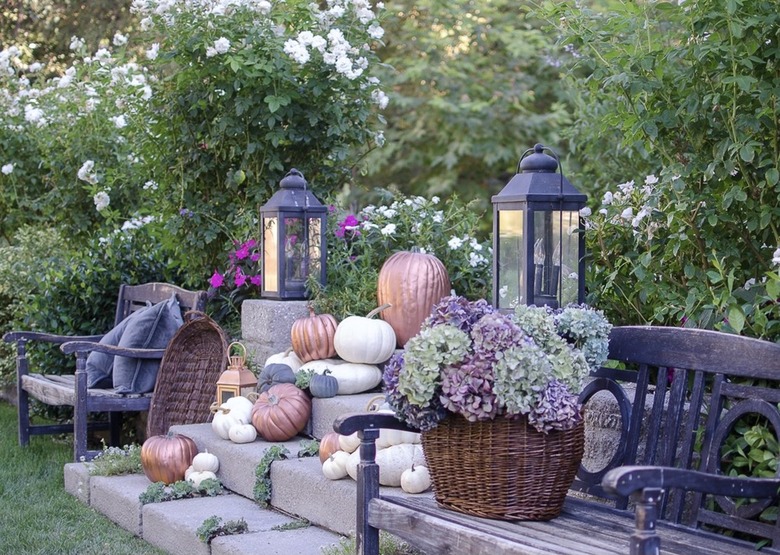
[493,145,587,204]
[261,169,326,213]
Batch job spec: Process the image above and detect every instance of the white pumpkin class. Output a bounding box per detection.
[222,396,254,423]
[188,470,217,488]
[345,444,426,487]
[297,359,382,394]
[334,305,397,364]
[192,451,219,473]
[400,464,431,494]
[184,465,195,480]
[339,432,361,454]
[376,428,422,450]
[229,423,258,444]
[375,444,426,486]
[211,407,245,440]
[265,348,303,372]
[322,451,350,480]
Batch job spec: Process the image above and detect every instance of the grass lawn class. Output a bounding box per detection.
[0,400,165,555]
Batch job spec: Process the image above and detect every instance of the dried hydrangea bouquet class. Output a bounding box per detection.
[382,296,612,520]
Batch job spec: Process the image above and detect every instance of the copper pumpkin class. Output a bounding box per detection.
[377,251,451,347]
[140,432,198,485]
[290,308,338,363]
[251,383,311,441]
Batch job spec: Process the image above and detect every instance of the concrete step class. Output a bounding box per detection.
[64,392,430,553]
[65,461,342,555]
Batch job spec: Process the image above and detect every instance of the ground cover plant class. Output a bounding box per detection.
[0,400,166,555]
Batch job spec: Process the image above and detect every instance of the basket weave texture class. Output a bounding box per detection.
[421,415,585,521]
[146,312,229,437]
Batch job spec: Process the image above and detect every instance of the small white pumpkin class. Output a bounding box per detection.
[375,444,426,486]
[211,407,245,440]
[191,450,219,473]
[265,348,303,372]
[222,396,254,423]
[334,305,397,364]
[297,359,382,394]
[322,451,350,480]
[339,432,361,454]
[400,464,431,494]
[188,470,217,488]
[184,465,195,480]
[228,423,258,444]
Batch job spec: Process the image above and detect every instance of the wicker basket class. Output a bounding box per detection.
[146,312,229,437]
[421,415,585,521]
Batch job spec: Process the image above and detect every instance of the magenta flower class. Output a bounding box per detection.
[234,267,248,287]
[336,214,360,238]
[235,243,250,260]
[209,271,224,288]
[250,275,262,286]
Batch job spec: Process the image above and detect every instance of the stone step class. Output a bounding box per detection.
[65,461,342,555]
[64,392,429,553]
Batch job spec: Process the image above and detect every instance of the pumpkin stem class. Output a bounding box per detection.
[366,304,392,319]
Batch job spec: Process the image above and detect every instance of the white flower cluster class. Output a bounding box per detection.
[773,247,780,269]
[285,27,369,80]
[1,163,13,175]
[78,160,99,184]
[93,191,111,211]
[597,174,662,240]
[206,37,231,58]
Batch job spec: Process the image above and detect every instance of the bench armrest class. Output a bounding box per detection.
[603,465,780,500]
[333,411,418,436]
[60,341,166,359]
[3,331,105,345]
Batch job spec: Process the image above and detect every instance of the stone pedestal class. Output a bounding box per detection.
[240,299,309,366]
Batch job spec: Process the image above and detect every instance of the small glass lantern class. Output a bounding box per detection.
[260,168,327,300]
[216,342,258,405]
[492,144,587,311]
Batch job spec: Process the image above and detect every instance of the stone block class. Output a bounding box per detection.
[241,299,309,366]
[64,462,92,505]
[90,474,150,536]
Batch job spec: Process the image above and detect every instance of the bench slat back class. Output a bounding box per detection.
[114,283,207,325]
[574,325,780,545]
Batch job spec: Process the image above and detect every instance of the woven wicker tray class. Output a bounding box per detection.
[146,311,229,437]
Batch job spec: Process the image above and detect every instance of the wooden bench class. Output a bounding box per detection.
[3,282,207,461]
[334,326,780,555]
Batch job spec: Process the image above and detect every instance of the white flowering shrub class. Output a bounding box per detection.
[0,0,388,278]
[132,0,389,275]
[585,172,780,340]
[0,39,155,239]
[310,192,492,319]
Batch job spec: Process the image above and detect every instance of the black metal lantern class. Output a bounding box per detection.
[260,169,327,300]
[492,144,587,311]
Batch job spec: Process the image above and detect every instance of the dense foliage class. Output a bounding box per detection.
[544,0,780,340]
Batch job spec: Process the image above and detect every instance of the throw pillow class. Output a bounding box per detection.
[113,293,184,394]
[86,301,152,388]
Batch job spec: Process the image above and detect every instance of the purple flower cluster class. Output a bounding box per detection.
[383,352,447,431]
[423,295,495,333]
[209,238,262,290]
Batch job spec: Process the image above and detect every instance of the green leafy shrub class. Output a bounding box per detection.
[89,442,143,476]
[543,0,780,340]
[197,516,248,544]
[134,0,390,276]
[310,192,492,319]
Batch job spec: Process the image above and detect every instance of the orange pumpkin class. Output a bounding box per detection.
[290,308,338,363]
[318,431,343,463]
[140,432,198,485]
[251,383,311,441]
[377,251,451,347]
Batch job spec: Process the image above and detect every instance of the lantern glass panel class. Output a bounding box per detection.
[308,217,322,277]
[497,209,524,310]
[532,210,580,307]
[263,216,278,293]
[284,217,305,282]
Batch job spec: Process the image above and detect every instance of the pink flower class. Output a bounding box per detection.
[251,253,260,262]
[209,271,224,288]
[250,275,262,286]
[336,214,360,238]
[235,244,250,260]
[234,267,248,287]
